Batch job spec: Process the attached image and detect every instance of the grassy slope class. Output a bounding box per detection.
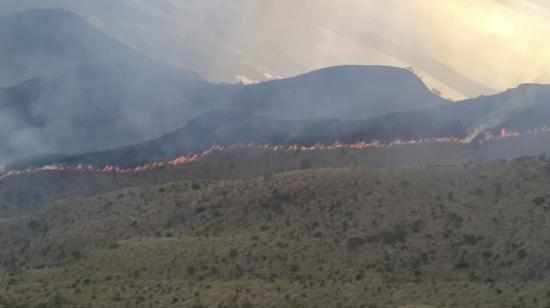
[2,155,550,307]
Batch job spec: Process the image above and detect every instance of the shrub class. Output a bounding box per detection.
[517,249,528,259]
[380,225,408,245]
[346,237,365,251]
[300,159,312,170]
[454,259,470,269]
[462,234,479,246]
[410,219,425,233]
[533,196,545,206]
[70,250,83,260]
[28,220,41,232]
[289,264,300,273]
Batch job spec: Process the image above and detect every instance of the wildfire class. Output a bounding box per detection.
[500,128,520,138]
[1,126,549,181]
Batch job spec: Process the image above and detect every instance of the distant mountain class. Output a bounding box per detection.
[223,65,447,120]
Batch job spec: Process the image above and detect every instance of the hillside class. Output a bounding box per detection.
[4,131,550,216]
[222,65,447,120]
[1,154,550,307]
[7,109,408,169]
[19,81,550,170]
[457,84,550,133]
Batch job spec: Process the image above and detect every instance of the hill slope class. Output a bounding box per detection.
[1,156,550,307]
[4,131,550,218]
[20,81,550,170]
[222,65,447,120]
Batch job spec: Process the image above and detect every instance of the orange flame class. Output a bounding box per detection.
[2,126,550,181]
[500,128,520,138]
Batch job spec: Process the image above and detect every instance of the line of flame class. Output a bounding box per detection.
[2,126,550,181]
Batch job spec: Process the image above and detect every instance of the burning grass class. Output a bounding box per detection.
[3,125,550,182]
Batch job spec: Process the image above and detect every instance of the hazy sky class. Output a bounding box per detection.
[1,0,549,99]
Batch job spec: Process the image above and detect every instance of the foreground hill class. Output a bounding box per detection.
[1,155,550,307]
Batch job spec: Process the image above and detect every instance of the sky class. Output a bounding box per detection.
[1,0,549,99]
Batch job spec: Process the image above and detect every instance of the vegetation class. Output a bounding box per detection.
[1,149,550,307]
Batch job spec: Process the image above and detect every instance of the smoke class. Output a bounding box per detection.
[3,0,549,99]
[0,112,51,173]
[0,8,220,171]
[464,84,544,143]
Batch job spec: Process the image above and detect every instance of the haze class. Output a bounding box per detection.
[1,0,549,99]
